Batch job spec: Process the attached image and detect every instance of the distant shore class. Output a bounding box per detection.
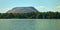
[0,12,60,19]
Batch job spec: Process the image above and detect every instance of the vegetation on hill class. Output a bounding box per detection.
[0,12,60,19]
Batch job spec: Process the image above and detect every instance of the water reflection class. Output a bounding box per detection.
[0,19,60,30]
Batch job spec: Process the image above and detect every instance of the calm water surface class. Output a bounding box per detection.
[0,19,60,30]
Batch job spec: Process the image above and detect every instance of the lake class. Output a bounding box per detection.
[0,19,60,30]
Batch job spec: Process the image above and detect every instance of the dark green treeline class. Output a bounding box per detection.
[0,12,60,19]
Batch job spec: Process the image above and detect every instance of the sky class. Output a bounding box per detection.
[0,0,60,13]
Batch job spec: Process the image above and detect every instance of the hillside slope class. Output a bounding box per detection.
[7,7,38,13]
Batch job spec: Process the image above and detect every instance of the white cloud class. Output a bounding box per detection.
[55,6,60,10]
[56,6,60,8]
[37,6,47,8]
[35,6,54,12]
[0,6,9,13]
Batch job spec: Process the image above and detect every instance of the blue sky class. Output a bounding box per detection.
[0,0,60,13]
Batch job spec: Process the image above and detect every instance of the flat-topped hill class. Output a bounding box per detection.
[7,7,38,13]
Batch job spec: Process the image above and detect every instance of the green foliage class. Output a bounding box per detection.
[0,12,60,19]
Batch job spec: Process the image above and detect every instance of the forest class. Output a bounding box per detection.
[0,12,60,19]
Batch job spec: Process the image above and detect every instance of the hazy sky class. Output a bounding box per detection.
[0,0,60,13]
